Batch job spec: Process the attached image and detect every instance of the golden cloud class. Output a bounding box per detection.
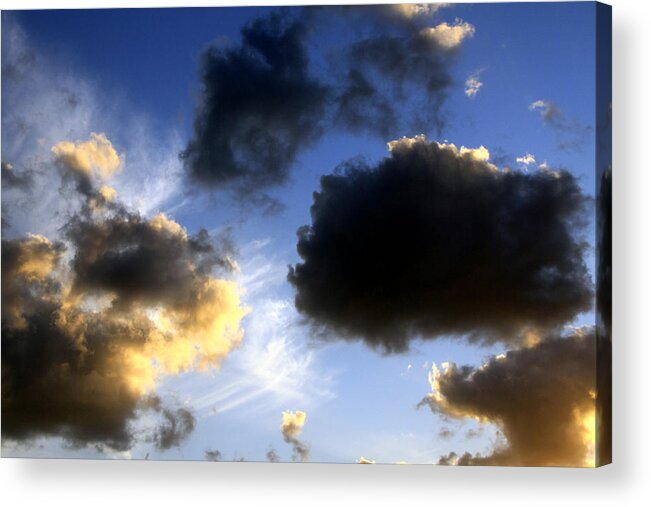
[422,330,597,467]
[2,204,247,451]
[52,132,123,181]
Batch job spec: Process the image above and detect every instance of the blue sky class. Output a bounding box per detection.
[1,3,600,464]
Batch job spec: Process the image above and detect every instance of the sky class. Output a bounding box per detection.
[1,2,609,466]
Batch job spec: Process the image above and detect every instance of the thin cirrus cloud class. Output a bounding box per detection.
[187,240,335,420]
[289,135,593,352]
[420,328,597,467]
[1,19,184,240]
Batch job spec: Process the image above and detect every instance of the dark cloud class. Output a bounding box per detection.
[529,100,592,151]
[333,69,398,139]
[181,7,475,202]
[205,449,222,461]
[437,451,475,466]
[313,5,472,138]
[465,427,483,439]
[421,330,597,467]
[181,12,329,199]
[597,168,612,333]
[2,281,153,449]
[333,25,469,137]
[153,406,196,450]
[2,161,36,230]
[2,204,245,451]
[289,137,593,352]
[438,427,454,440]
[65,206,236,311]
[266,447,280,463]
[596,167,612,465]
[2,161,33,191]
[1,234,64,329]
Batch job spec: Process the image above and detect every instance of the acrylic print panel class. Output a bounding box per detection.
[1,2,611,467]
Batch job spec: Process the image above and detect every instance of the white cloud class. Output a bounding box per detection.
[180,241,336,419]
[516,153,536,166]
[391,3,448,19]
[465,73,483,98]
[419,20,475,50]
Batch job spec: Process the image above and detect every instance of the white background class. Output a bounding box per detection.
[1,0,649,505]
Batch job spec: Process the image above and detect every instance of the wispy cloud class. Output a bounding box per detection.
[1,18,184,240]
[183,240,335,420]
[529,99,592,151]
[464,71,483,98]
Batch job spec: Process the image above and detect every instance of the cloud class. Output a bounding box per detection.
[289,135,592,352]
[1,161,33,191]
[181,12,329,199]
[437,451,475,465]
[52,132,123,193]
[1,234,64,329]
[438,427,454,440]
[516,153,536,166]
[181,6,475,197]
[2,17,184,240]
[464,73,483,98]
[188,239,335,420]
[2,193,247,451]
[529,99,592,150]
[419,20,475,50]
[266,447,280,462]
[421,329,597,467]
[334,19,474,137]
[148,400,196,450]
[205,448,222,461]
[280,410,310,462]
[597,168,612,333]
[596,167,612,464]
[389,3,448,20]
[1,161,35,229]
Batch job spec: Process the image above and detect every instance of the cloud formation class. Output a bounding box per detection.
[289,135,592,351]
[280,410,309,462]
[52,133,124,201]
[205,448,222,461]
[516,152,536,166]
[464,72,483,98]
[182,7,476,200]
[388,3,448,20]
[2,147,247,451]
[421,330,597,467]
[266,447,280,462]
[181,12,329,199]
[529,99,592,150]
[2,19,184,240]
[153,406,197,450]
[334,19,474,137]
[2,161,33,191]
